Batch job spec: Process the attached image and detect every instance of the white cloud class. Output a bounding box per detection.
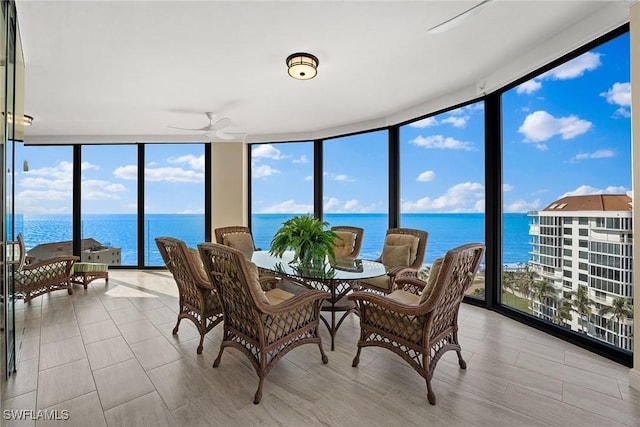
[409,117,437,128]
[504,199,541,213]
[441,115,468,128]
[410,135,474,150]
[503,184,514,192]
[518,52,601,95]
[518,110,591,142]
[261,199,313,214]
[251,144,288,160]
[252,165,280,178]
[149,168,203,183]
[541,52,602,80]
[417,170,436,182]
[323,197,379,213]
[168,154,204,171]
[292,155,308,164]
[516,80,542,94]
[559,185,627,198]
[333,174,354,182]
[601,82,631,117]
[569,149,615,163]
[81,179,125,201]
[304,175,313,181]
[401,182,484,212]
[113,165,137,180]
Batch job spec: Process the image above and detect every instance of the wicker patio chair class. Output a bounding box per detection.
[330,225,364,259]
[348,242,485,405]
[155,236,223,354]
[198,242,330,404]
[214,225,260,259]
[13,234,79,302]
[356,228,428,294]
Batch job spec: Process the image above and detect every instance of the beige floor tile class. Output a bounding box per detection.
[79,319,121,345]
[142,306,179,326]
[38,335,87,371]
[1,390,36,427]
[17,334,41,362]
[39,320,80,345]
[117,319,161,345]
[36,359,95,410]
[108,306,147,326]
[99,296,134,312]
[103,391,177,427]
[4,358,39,399]
[562,381,640,426]
[85,336,135,371]
[37,391,106,427]
[92,358,156,411]
[129,335,183,371]
[74,307,112,326]
[128,297,166,311]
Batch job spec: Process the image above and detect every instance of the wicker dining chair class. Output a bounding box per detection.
[214,225,259,259]
[356,228,428,294]
[198,242,330,404]
[348,242,485,405]
[155,237,223,354]
[13,234,79,302]
[330,225,364,259]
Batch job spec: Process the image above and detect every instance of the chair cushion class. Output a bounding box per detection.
[332,231,356,258]
[222,233,255,258]
[73,262,108,273]
[265,288,295,305]
[246,260,270,304]
[188,248,208,282]
[383,234,420,265]
[359,274,392,291]
[387,289,421,305]
[419,257,444,304]
[381,244,411,268]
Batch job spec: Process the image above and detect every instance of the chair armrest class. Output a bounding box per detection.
[24,256,79,275]
[261,289,330,315]
[393,276,426,294]
[348,290,428,316]
[259,275,280,291]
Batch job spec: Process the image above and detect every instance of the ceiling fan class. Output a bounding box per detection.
[427,0,493,34]
[168,112,240,140]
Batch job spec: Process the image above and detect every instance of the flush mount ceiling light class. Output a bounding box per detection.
[286,52,319,80]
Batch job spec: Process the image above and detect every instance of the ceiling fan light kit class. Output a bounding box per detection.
[286,52,319,80]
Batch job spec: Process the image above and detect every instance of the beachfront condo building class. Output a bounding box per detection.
[529,194,633,351]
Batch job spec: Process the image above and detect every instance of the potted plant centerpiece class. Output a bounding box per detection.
[269,215,339,269]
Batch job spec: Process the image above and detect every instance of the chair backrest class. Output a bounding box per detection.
[330,225,364,258]
[214,226,257,258]
[380,228,428,269]
[424,243,485,338]
[198,242,264,337]
[155,236,211,294]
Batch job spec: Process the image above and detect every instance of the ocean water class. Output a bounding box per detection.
[17,213,531,266]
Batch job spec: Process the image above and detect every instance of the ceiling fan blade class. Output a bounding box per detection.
[211,117,230,130]
[427,0,492,34]
[168,125,215,132]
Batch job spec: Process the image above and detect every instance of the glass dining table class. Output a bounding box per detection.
[251,251,388,351]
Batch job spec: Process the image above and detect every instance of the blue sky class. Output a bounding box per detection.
[15,33,629,216]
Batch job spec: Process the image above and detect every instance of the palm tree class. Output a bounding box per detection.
[531,279,557,320]
[599,297,634,336]
[515,265,536,311]
[567,287,595,333]
[553,299,573,327]
[502,270,516,305]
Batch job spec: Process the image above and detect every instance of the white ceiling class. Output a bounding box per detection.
[15,0,635,145]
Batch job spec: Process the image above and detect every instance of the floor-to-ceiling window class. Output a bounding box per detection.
[16,145,73,256]
[81,145,137,266]
[323,130,389,259]
[501,31,632,352]
[144,144,205,266]
[400,102,486,294]
[250,142,314,250]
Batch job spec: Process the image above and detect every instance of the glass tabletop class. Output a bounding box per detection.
[251,250,387,281]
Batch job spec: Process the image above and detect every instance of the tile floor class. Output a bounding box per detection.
[2,270,639,426]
